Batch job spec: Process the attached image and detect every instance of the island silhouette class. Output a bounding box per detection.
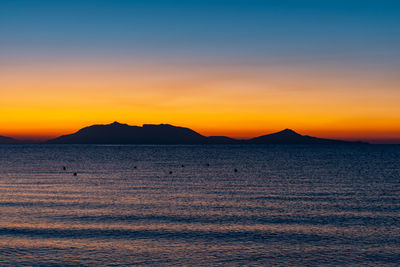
[37,121,365,145]
[0,135,18,144]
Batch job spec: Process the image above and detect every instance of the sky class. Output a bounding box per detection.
[1,0,400,143]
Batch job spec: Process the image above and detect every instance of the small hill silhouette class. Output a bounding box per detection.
[0,135,18,144]
[46,122,366,145]
[206,136,241,144]
[247,128,354,144]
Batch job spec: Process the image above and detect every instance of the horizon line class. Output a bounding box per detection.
[2,121,400,144]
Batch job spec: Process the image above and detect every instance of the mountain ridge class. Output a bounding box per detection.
[45,122,367,145]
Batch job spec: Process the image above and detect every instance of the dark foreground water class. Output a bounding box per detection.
[0,145,399,266]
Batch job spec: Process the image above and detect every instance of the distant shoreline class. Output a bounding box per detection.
[1,122,374,145]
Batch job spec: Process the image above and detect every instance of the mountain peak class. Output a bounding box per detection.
[247,127,362,144]
[277,128,300,135]
[108,121,128,127]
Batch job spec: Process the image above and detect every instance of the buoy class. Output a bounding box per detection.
[181,164,184,167]
[134,166,137,169]
[234,168,238,173]
[169,171,173,174]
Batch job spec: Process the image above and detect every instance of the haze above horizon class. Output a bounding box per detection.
[1,0,400,143]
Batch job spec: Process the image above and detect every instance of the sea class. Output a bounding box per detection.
[0,144,399,266]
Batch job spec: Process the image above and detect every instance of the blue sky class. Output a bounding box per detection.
[1,0,400,64]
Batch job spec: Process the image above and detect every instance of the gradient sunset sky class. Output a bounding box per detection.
[1,0,400,143]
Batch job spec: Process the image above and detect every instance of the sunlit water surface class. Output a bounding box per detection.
[0,145,399,266]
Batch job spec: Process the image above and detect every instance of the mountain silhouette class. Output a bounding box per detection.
[46,122,366,145]
[0,135,18,144]
[247,128,358,144]
[47,122,207,144]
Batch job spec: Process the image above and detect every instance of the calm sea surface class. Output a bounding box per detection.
[0,145,399,266]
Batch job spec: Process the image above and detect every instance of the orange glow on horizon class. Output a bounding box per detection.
[1,58,400,143]
[3,121,400,144]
